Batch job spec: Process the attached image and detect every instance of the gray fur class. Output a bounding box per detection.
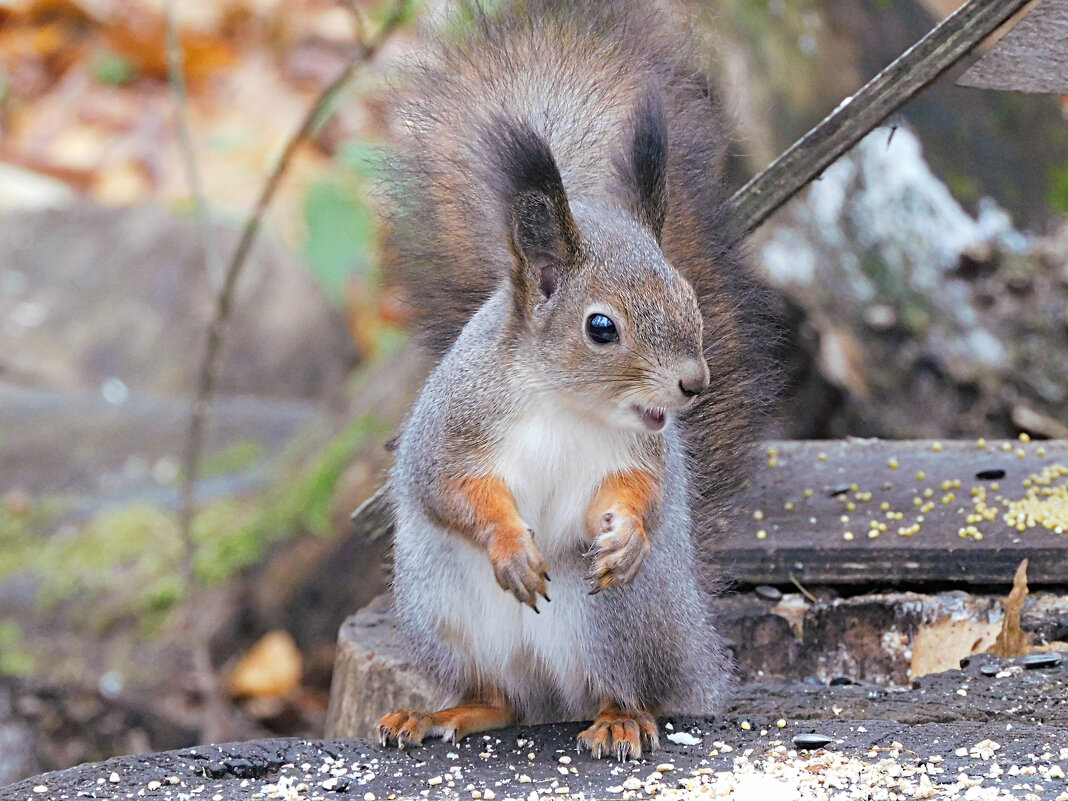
[392,291,731,720]
[384,0,772,727]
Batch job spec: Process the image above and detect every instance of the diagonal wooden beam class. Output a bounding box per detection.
[727,0,1034,245]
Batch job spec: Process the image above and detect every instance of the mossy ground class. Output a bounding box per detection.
[0,411,388,679]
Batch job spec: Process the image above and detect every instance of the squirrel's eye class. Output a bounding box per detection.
[585,313,619,345]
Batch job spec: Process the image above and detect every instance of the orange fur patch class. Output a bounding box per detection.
[447,474,527,548]
[585,469,660,537]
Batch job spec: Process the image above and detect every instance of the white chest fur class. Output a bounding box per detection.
[421,394,646,715]
[492,394,642,558]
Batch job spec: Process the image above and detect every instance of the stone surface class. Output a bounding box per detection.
[0,203,356,400]
[12,653,1068,800]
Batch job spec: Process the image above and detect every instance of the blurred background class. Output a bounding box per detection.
[0,0,1065,783]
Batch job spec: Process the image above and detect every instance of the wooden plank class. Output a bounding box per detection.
[353,439,1068,587]
[720,439,1068,586]
[957,0,1068,93]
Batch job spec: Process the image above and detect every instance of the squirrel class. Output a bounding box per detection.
[375,0,773,761]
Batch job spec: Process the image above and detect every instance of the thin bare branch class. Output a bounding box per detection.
[175,0,409,741]
[726,0,1032,246]
[162,0,226,743]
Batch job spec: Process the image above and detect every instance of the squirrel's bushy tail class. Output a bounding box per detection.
[384,0,778,540]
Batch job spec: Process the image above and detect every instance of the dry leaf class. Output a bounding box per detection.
[228,629,303,699]
[989,558,1030,658]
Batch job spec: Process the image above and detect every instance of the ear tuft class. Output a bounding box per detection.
[487,118,579,305]
[616,91,668,241]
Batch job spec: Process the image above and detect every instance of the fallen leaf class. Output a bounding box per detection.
[228,629,303,699]
[989,558,1030,658]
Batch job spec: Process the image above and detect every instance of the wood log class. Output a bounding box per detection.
[324,594,443,739]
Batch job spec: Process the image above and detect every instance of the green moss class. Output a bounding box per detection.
[0,621,35,676]
[1046,164,1068,215]
[199,440,266,478]
[0,500,64,577]
[946,169,980,207]
[1,411,387,638]
[248,413,387,542]
[31,504,182,617]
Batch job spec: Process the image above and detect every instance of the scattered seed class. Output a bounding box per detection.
[755,585,782,601]
[666,731,701,746]
[1021,652,1063,669]
[793,733,834,750]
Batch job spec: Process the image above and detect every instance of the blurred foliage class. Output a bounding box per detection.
[0,413,386,640]
[0,621,34,676]
[91,49,138,86]
[302,177,376,304]
[1046,164,1068,215]
[198,440,266,479]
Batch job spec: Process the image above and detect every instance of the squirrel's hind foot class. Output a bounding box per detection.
[576,703,660,761]
[377,702,514,749]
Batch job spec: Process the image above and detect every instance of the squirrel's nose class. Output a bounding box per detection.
[678,360,710,398]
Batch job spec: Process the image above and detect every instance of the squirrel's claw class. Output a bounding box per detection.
[377,710,430,749]
[577,708,657,762]
[488,525,550,608]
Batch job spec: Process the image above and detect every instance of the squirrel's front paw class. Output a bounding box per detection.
[487,526,550,611]
[586,511,650,593]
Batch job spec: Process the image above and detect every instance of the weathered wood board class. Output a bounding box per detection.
[957,0,1068,93]
[723,439,1068,586]
[352,439,1068,586]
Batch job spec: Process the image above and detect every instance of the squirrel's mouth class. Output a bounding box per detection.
[633,405,667,432]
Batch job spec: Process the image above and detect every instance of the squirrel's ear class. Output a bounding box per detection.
[489,119,579,308]
[617,91,668,242]
[510,190,577,300]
